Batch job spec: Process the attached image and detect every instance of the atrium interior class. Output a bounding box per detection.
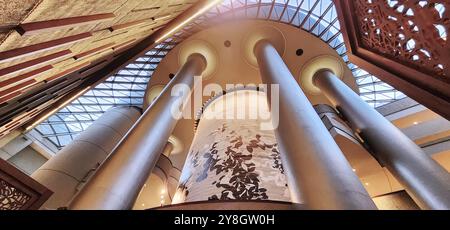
[0,0,449,210]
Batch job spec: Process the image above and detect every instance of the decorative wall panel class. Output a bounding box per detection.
[173,90,291,204]
[355,1,449,79]
[334,0,450,119]
[0,158,52,210]
[0,178,31,210]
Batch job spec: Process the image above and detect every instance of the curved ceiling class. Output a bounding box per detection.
[34,0,407,149]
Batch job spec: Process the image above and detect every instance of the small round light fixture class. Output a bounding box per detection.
[143,84,166,110]
[241,25,286,68]
[179,39,218,80]
[299,55,344,95]
[224,40,231,47]
[168,135,184,155]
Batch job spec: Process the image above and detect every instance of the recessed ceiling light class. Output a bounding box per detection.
[413,121,418,125]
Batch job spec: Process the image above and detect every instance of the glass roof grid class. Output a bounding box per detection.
[34,38,178,148]
[33,0,408,149]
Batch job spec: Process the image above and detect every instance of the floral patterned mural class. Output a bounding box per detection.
[172,90,291,203]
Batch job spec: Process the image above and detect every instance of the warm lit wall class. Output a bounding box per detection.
[373,191,419,210]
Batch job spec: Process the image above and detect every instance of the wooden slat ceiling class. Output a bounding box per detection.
[0,0,198,139]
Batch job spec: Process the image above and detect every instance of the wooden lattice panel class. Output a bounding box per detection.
[354,1,449,81]
[0,178,32,210]
[0,159,52,210]
[334,0,450,120]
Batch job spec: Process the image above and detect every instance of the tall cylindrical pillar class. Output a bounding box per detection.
[69,53,207,210]
[254,39,376,210]
[162,142,174,157]
[172,90,291,204]
[31,106,141,209]
[313,69,450,210]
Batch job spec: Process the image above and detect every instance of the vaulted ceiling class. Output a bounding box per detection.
[0,0,198,139]
[1,0,408,148]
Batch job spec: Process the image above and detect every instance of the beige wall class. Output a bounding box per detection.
[7,146,47,175]
[373,191,419,210]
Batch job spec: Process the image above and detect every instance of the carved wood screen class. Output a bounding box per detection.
[334,0,450,120]
[0,159,52,210]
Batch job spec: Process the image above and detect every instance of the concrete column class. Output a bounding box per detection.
[172,90,291,204]
[68,53,206,210]
[162,142,174,157]
[254,40,376,210]
[313,69,450,210]
[31,106,141,209]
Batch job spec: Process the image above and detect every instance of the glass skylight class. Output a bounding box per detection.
[34,0,406,149]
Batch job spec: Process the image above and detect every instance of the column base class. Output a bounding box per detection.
[152,200,302,210]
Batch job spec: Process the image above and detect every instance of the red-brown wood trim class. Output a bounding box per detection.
[0,50,72,79]
[73,42,115,60]
[333,0,450,120]
[108,18,153,32]
[45,61,91,82]
[78,59,108,75]
[0,65,51,88]
[17,13,115,36]
[112,39,136,50]
[19,1,214,131]
[355,46,450,99]
[0,32,92,64]
[349,55,450,119]
[0,79,37,98]
[336,1,450,98]
[0,91,21,104]
[92,31,128,43]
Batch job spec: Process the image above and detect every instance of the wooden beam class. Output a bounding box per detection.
[0,32,92,64]
[0,91,21,104]
[0,50,72,79]
[0,79,37,98]
[0,65,52,89]
[17,0,219,131]
[333,0,450,120]
[108,19,153,32]
[45,61,91,82]
[73,42,115,60]
[78,59,109,75]
[17,13,115,36]
[112,39,136,50]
